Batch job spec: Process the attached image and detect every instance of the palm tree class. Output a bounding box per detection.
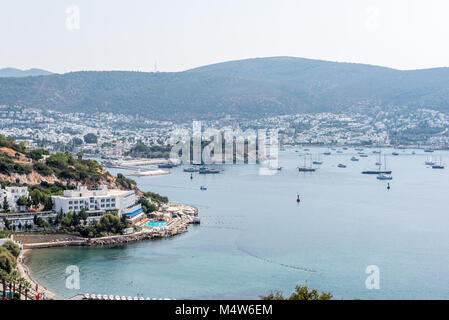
[23,281,32,300]
[5,272,13,298]
[10,270,19,299]
[17,277,26,300]
[0,270,8,299]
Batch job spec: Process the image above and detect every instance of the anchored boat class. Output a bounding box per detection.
[199,167,221,174]
[298,154,316,172]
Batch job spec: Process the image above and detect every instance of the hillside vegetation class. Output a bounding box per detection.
[2,57,449,120]
[0,134,135,190]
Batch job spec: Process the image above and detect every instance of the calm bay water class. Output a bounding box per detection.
[25,148,449,299]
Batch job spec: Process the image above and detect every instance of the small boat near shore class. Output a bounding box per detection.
[377,173,393,180]
[158,163,174,168]
[362,170,392,175]
[297,167,316,172]
[298,154,316,172]
[199,167,221,174]
[376,156,393,180]
[183,166,200,172]
[350,156,359,161]
[431,157,445,169]
[425,157,435,166]
[337,164,347,168]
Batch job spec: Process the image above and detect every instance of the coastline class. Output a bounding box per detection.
[15,203,199,300]
[17,249,58,300]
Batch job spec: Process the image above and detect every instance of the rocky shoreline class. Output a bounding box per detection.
[13,204,198,299]
[18,219,190,249]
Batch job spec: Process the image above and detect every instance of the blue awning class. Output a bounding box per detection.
[125,208,143,217]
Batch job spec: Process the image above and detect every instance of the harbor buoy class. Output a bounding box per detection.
[387,183,390,190]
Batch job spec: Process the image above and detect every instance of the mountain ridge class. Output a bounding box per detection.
[1,57,449,120]
[0,68,53,78]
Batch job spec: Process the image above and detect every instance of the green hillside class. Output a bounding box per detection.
[1,57,449,120]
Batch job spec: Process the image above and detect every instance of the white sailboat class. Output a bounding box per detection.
[377,156,392,180]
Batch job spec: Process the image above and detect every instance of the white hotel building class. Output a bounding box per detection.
[51,184,144,220]
[0,186,29,212]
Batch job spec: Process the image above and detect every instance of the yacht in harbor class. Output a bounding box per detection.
[377,173,393,180]
[432,157,445,169]
[425,157,435,166]
[376,156,393,180]
[350,156,359,161]
[312,153,323,165]
[298,154,316,172]
[363,151,391,174]
[199,167,221,174]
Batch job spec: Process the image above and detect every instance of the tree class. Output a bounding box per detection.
[29,189,45,208]
[2,197,9,212]
[70,138,83,147]
[77,151,84,160]
[16,196,29,211]
[9,270,19,299]
[23,280,32,300]
[0,247,16,273]
[2,240,20,258]
[138,197,158,213]
[260,286,333,300]
[0,270,8,299]
[79,208,89,223]
[99,213,122,233]
[83,133,98,144]
[3,217,11,231]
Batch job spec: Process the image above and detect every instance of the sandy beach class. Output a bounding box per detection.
[17,249,58,300]
[9,203,199,300]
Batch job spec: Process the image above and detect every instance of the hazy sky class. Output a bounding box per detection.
[2,0,449,73]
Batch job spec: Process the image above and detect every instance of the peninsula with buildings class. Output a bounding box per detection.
[0,134,198,300]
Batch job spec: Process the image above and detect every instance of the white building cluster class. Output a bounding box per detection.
[51,184,143,219]
[0,186,29,212]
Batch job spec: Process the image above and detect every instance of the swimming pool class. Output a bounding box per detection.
[144,221,167,228]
